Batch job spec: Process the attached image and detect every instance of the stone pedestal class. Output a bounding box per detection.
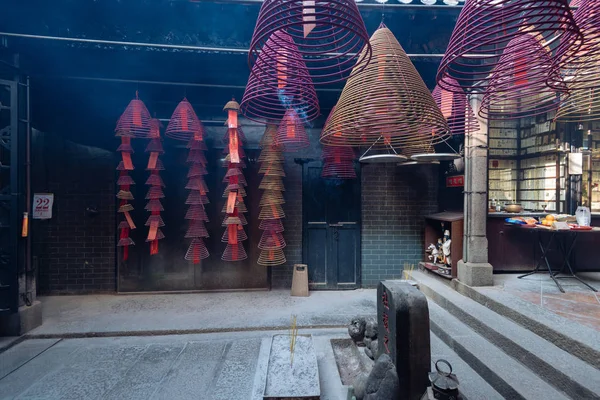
[377,281,430,400]
[0,301,42,336]
[457,261,493,287]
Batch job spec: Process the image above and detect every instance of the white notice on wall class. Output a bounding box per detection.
[569,153,583,175]
[33,193,54,219]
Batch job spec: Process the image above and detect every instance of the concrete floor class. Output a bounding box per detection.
[29,289,376,337]
[489,273,600,331]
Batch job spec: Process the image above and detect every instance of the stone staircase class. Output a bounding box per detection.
[411,270,600,400]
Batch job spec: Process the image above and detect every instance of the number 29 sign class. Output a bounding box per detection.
[33,193,54,219]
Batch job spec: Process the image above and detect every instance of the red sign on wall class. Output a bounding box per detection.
[446,175,464,188]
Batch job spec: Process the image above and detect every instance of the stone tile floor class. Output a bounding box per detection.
[493,272,600,331]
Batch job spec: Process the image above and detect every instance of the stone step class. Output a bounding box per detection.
[429,301,571,400]
[413,271,600,400]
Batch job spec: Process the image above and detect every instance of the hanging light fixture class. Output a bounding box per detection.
[241,30,320,124]
[321,24,452,162]
[437,0,582,94]
[249,0,372,85]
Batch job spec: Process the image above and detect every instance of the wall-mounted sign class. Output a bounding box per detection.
[33,193,54,219]
[446,175,464,188]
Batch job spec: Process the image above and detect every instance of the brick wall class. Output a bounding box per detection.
[34,132,116,294]
[361,163,439,287]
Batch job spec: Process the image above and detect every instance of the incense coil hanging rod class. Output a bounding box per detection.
[480,31,566,120]
[321,25,450,149]
[249,0,372,86]
[437,0,582,94]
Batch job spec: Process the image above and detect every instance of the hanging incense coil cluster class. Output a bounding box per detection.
[221,100,248,262]
[321,24,450,152]
[555,0,600,121]
[436,0,582,95]
[480,31,566,120]
[248,0,372,86]
[115,93,153,260]
[241,30,320,124]
[432,78,479,136]
[257,124,287,266]
[166,98,210,264]
[144,119,166,255]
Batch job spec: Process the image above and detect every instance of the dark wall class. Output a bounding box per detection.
[33,131,116,294]
[361,163,439,287]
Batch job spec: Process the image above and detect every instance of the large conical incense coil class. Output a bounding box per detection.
[223,186,247,197]
[186,190,210,205]
[242,30,319,123]
[259,218,285,233]
[258,230,287,250]
[165,98,204,141]
[118,203,134,213]
[258,248,287,266]
[115,93,153,138]
[321,25,450,149]
[186,178,209,193]
[187,150,208,165]
[322,161,356,179]
[188,164,208,178]
[221,200,248,214]
[145,138,164,154]
[259,204,286,220]
[185,239,209,263]
[260,176,285,191]
[222,243,248,262]
[117,173,135,186]
[145,174,165,187]
[249,0,371,86]
[221,227,249,243]
[481,31,565,120]
[437,0,581,94]
[146,214,165,227]
[260,190,285,206]
[432,78,479,136]
[145,199,164,212]
[275,109,310,152]
[321,146,355,161]
[146,186,165,200]
[259,161,286,177]
[116,190,134,201]
[259,124,279,148]
[185,204,209,221]
[186,220,209,239]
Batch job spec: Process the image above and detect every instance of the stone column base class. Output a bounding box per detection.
[0,300,43,336]
[457,260,493,287]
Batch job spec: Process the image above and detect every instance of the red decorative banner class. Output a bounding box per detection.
[446,175,464,188]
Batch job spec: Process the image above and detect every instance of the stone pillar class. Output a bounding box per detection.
[458,95,493,286]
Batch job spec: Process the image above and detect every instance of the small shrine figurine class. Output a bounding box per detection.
[426,243,438,263]
[436,238,444,264]
[442,230,451,267]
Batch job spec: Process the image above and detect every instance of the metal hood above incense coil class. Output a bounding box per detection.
[321,25,450,150]
[436,0,582,94]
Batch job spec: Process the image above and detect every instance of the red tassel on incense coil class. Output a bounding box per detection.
[115,92,152,139]
[432,78,479,136]
[145,214,165,227]
[275,109,310,152]
[165,98,204,141]
[185,239,209,264]
[223,127,247,144]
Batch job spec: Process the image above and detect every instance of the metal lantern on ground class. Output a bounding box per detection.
[144,118,166,255]
[480,31,565,120]
[321,24,452,161]
[436,0,582,94]
[166,98,210,263]
[249,0,372,86]
[221,99,248,262]
[241,30,320,124]
[555,0,600,121]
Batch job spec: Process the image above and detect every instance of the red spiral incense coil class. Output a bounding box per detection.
[432,78,479,136]
[481,31,565,120]
[185,204,209,222]
[185,239,209,264]
[321,161,356,179]
[437,0,582,94]
[258,230,287,250]
[258,248,287,266]
[222,243,248,262]
[187,150,208,165]
[146,186,165,200]
[259,218,285,232]
[242,30,319,123]
[186,220,209,239]
[188,164,208,178]
[186,191,210,205]
[115,93,152,138]
[221,227,249,243]
[145,215,165,227]
[275,109,310,152]
[249,0,372,86]
[165,98,205,141]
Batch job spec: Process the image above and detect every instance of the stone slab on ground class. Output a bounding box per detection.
[0,339,59,380]
[264,334,320,398]
[29,289,376,337]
